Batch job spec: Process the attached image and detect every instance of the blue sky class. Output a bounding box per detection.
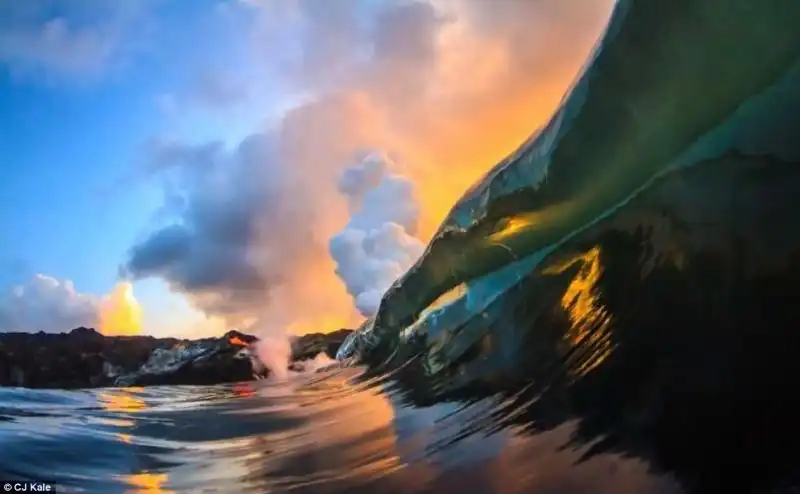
[0,0,288,336]
[0,0,613,337]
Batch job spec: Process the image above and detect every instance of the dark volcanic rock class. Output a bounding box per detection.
[0,327,353,389]
[0,327,180,389]
[224,329,258,345]
[112,336,256,387]
[291,329,354,361]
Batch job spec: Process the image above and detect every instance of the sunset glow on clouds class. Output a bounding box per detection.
[99,282,142,336]
[0,0,613,337]
[0,276,140,336]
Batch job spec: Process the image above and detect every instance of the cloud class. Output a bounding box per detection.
[247,0,615,236]
[123,132,295,325]
[0,1,147,82]
[0,274,99,333]
[124,91,390,334]
[0,275,144,335]
[329,152,425,317]
[124,0,613,334]
[98,282,142,336]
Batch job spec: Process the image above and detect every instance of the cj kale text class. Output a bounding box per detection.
[2,482,55,492]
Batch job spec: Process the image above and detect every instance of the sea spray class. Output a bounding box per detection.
[250,330,341,380]
[253,332,293,381]
[289,352,337,374]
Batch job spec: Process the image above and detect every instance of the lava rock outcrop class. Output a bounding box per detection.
[0,327,352,389]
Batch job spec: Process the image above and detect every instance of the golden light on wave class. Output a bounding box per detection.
[99,282,143,336]
[423,282,468,316]
[405,63,597,242]
[543,246,614,378]
[486,213,543,243]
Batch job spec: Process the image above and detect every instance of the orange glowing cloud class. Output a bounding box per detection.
[99,282,143,336]
[251,0,614,334]
[123,1,614,337]
[290,1,615,332]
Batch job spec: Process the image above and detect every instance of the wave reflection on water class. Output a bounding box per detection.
[0,368,677,493]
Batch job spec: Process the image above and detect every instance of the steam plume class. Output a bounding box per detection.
[330,152,425,317]
[253,331,292,381]
[121,0,613,335]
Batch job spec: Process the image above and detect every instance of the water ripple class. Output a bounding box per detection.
[0,368,673,493]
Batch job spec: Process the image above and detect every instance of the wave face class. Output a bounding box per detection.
[344,0,800,491]
[360,0,800,351]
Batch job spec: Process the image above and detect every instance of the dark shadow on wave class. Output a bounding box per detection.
[360,151,800,494]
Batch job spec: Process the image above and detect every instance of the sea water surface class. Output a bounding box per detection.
[0,367,679,493]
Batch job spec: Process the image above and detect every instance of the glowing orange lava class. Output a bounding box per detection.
[229,336,248,347]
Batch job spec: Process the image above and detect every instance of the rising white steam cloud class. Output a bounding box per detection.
[329,152,425,317]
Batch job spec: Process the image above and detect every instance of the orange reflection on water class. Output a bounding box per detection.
[97,417,135,428]
[305,380,402,472]
[543,246,614,378]
[98,389,147,413]
[116,433,133,444]
[121,472,172,494]
[232,382,255,398]
[250,372,406,489]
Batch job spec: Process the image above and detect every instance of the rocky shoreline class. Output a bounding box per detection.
[0,327,353,389]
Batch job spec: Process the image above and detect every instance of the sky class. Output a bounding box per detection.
[0,0,613,338]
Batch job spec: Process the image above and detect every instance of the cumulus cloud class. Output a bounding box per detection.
[246,0,615,237]
[98,282,142,336]
[330,152,425,316]
[0,274,99,333]
[123,92,386,334]
[123,0,613,334]
[123,132,302,325]
[0,275,144,335]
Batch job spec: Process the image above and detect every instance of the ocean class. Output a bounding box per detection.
[3,1,800,492]
[0,367,679,493]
